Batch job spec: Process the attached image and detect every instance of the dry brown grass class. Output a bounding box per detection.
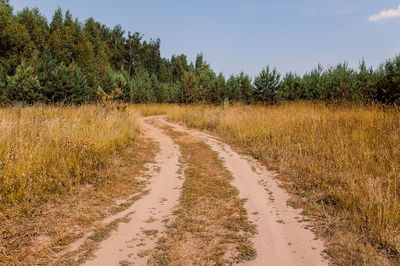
[136,102,400,265]
[150,125,256,265]
[0,104,157,264]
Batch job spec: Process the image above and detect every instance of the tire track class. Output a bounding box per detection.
[157,116,328,266]
[83,117,183,265]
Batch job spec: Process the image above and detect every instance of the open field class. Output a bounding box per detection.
[135,102,400,264]
[1,102,399,265]
[0,104,158,264]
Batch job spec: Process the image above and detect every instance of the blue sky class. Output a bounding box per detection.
[10,0,400,77]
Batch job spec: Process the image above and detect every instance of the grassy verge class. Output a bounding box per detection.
[0,104,157,264]
[137,102,400,264]
[150,123,256,265]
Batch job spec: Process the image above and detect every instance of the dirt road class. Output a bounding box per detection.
[82,116,327,265]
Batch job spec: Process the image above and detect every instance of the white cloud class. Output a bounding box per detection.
[369,5,400,22]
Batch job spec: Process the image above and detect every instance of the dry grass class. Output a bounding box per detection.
[150,125,256,265]
[0,104,138,210]
[137,102,400,264]
[0,104,157,264]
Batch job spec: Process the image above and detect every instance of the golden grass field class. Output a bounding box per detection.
[135,102,400,264]
[0,104,155,264]
[0,105,138,212]
[1,102,399,264]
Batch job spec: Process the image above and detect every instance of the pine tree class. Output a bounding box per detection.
[377,56,400,104]
[130,69,155,103]
[225,75,239,102]
[16,7,49,52]
[180,71,196,104]
[35,48,58,102]
[253,66,280,103]
[6,59,42,104]
[358,59,378,103]
[237,72,253,104]
[278,72,303,101]
[44,62,90,104]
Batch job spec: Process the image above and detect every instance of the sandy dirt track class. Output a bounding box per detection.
[82,116,327,265]
[158,117,327,266]
[83,117,183,265]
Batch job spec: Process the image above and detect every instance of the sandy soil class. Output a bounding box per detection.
[83,117,183,265]
[157,117,327,266]
[79,116,328,265]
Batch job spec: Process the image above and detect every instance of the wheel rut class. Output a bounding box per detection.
[157,116,328,266]
[83,117,183,265]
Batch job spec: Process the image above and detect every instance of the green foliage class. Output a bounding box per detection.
[180,71,196,104]
[237,72,254,104]
[377,56,400,104]
[42,62,90,104]
[253,66,280,103]
[171,54,189,82]
[130,69,155,103]
[16,8,49,51]
[6,59,42,104]
[0,65,6,103]
[0,1,399,105]
[0,4,35,74]
[357,59,378,103]
[195,61,217,102]
[301,64,325,100]
[278,72,303,101]
[322,63,359,102]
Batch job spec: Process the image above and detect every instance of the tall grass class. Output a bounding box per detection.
[0,105,139,216]
[140,102,400,263]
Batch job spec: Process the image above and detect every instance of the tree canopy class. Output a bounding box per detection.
[0,2,399,105]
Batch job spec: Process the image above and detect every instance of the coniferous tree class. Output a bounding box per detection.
[16,7,49,52]
[357,59,378,103]
[180,71,196,104]
[237,72,253,104]
[253,66,280,103]
[302,64,325,100]
[131,69,155,103]
[44,62,90,104]
[225,75,239,101]
[171,54,188,82]
[278,72,303,101]
[376,56,400,104]
[323,63,358,102]
[6,59,42,104]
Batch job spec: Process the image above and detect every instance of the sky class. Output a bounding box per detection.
[9,0,400,77]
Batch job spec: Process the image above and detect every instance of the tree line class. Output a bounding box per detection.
[1,0,399,105]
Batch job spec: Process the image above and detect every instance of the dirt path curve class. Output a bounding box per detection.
[83,117,183,266]
[157,116,328,266]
